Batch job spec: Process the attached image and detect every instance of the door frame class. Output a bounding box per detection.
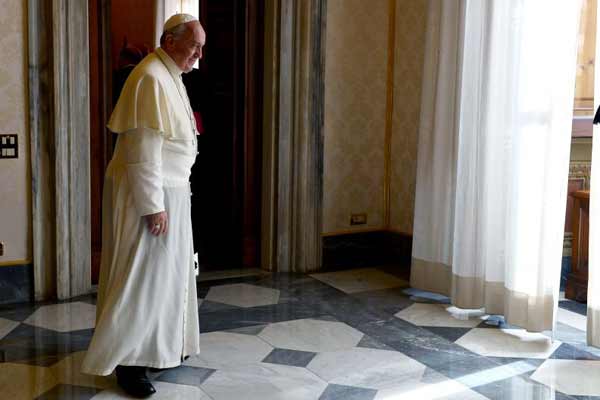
[27,0,328,300]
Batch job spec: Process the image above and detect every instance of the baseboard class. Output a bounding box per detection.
[0,263,34,305]
[322,230,412,270]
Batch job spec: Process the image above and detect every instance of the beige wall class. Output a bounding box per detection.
[323,0,427,235]
[389,0,428,233]
[0,0,30,262]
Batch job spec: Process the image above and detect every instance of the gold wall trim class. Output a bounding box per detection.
[322,227,414,238]
[383,0,396,229]
[322,227,387,237]
[0,258,32,267]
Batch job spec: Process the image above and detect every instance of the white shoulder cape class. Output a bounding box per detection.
[107,52,193,141]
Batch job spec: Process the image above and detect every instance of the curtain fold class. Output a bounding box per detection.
[411,0,581,332]
[587,0,600,347]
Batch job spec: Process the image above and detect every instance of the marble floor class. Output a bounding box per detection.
[0,267,599,399]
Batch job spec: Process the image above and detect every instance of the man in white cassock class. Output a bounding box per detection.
[81,14,205,398]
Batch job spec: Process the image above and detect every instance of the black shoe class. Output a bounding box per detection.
[115,365,156,398]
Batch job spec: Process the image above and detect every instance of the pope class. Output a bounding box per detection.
[81,14,205,398]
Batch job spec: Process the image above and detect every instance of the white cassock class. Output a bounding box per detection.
[81,47,200,376]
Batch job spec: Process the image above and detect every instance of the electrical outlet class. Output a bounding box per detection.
[0,242,4,256]
[350,213,367,225]
[0,134,18,159]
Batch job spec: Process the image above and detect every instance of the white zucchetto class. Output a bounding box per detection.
[163,13,198,33]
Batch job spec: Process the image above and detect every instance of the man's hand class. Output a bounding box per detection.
[144,211,168,236]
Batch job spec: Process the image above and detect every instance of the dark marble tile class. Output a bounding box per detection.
[559,300,587,316]
[0,302,39,322]
[0,264,34,305]
[155,365,215,388]
[350,287,414,315]
[551,343,600,361]
[318,383,377,400]
[199,300,241,314]
[0,324,92,366]
[198,300,326,333]
[423,326,472,342]
[35,384,99,400]
[262,348,317,368]
[356,335,395,351]
[225,324,267,335]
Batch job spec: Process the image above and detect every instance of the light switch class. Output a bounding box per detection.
[0,134,18,159]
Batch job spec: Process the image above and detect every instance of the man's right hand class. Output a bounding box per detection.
[144,211,168,236]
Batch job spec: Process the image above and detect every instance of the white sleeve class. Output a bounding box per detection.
[121,128,165,216]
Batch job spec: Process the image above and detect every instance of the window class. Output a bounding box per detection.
[573,0,597,137]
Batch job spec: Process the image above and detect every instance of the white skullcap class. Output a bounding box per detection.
[163,13,198,32]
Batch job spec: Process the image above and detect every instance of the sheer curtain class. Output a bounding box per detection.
[587,0,600,346]
[411,0,581,332]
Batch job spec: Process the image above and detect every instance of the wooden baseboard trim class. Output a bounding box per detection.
[0,259,33,268]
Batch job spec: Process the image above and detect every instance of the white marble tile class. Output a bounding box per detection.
[0,317,19,339]
[375,381,488,400]
[50,351,114,389]
[258,318,363,353]
[205,283,280,308]
[556,307,587,331]
[184,332,273,370]
[92,381,211,399]
[310,268,408,294]
[201,363,328,400]
[23,302,96,332]
[375,373,488,400]
[0,363,58,399]
[455,328,561,359]
[531,359,600,396]
[307,347,426,389]
[395,303,485,328]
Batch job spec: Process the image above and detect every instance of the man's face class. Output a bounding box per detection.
[167,21,206,73]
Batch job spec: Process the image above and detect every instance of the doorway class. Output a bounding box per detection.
[186,0,264,271]
[88,0,264,283]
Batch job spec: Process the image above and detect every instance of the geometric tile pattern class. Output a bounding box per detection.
[310,268,408,294]
[24,302,96,333]
[258,319,364,352]
[455,329,561,359]
[530,359,600,396]
[205,284,280,308]
[1,267,599,399]
[0,317,19,340]
[395,303,485,328]
[262,348,317,368]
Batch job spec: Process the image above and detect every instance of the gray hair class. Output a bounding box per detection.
[160,23,189,46]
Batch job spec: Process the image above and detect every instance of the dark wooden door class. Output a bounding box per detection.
[185,0,263,270]
[89,0,112,284]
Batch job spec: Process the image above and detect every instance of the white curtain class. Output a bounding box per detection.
[587,0,600,347]
[412,0,581,332]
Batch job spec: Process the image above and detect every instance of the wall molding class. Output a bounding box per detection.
[383,0,397,229]
[28,0,92,300]
[262,0,327,273]
[323,229,412,270]
[0,259,33,268]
